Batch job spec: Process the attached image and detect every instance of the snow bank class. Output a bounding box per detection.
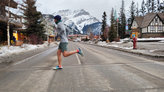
[0,43,49,57]
[97,41,107,46]
[137,37,164,42]
[97,41,133,50]
[96,40,164,57]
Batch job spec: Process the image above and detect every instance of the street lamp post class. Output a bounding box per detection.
[7,0,11,48]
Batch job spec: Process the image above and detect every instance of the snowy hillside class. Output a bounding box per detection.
[83,22,102,35]
[42,14,54,25]
[53,9,101,34]
[43,14,77,35]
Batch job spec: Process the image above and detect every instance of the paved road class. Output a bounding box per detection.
[0,42,164,92]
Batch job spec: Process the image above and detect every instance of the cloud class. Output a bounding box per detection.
[16,0,145,24]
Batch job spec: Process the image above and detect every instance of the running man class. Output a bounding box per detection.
[53,15,83,70]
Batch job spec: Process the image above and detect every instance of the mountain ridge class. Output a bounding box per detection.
[44,9,102,35]
[53,9,101,34]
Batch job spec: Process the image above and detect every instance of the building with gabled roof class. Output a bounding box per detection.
[131,13,164,38]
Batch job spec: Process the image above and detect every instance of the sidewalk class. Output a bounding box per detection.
[85,39,164,58]
[0,42,58,63]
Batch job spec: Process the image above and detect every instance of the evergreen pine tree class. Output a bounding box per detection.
[87,27,92,36]
[136,3,139,16]
[119,0,126,39]
[20,0,45,44]
[140,0,146,16]
[101,11,107,41]
[161,1,164,13]
[151,0,156,13]
[146,0,151,13]
[129,0,136,29]
[157,0,161,12]
[108,8,117,42]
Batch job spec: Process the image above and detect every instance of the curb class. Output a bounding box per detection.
[83,42,164,59]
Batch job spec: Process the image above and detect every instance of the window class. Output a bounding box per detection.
[158,25,163,32]
[150,26,155,32]
[155,18,158,24]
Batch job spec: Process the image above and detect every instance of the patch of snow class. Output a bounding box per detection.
[111,41,123,44]
[0,43,49,57]
[159,40,164,43]
[149,50,156,53]
[90,40,164,57]
[137,37,164,41]
[121,47,133,50]
[131,49,147,53]
[97,41,108,46]
[108,45,119,48]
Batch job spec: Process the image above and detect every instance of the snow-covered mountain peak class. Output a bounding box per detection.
[73,9,90,17]
[56,9,72,16]
[53,9,100,33]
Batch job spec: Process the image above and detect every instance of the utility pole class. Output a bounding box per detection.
[117,13,120,38]
[7,0,11,48]
[117,18,120,38]
[117,20,119,38]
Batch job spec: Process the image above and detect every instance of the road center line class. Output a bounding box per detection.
[76,53,81,65]
[72,44,82,65]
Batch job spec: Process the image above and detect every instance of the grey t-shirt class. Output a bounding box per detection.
[56,22,68,43]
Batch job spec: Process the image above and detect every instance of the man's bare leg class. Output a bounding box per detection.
[57,49,62,66]
[62,50,78,57]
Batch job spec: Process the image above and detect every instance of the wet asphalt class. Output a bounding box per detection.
[0,42,164,92]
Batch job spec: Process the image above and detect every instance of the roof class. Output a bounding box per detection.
[134,16,144,27]
[157,13,164,21]
[141,13,156,28]
[133,13,164,28]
